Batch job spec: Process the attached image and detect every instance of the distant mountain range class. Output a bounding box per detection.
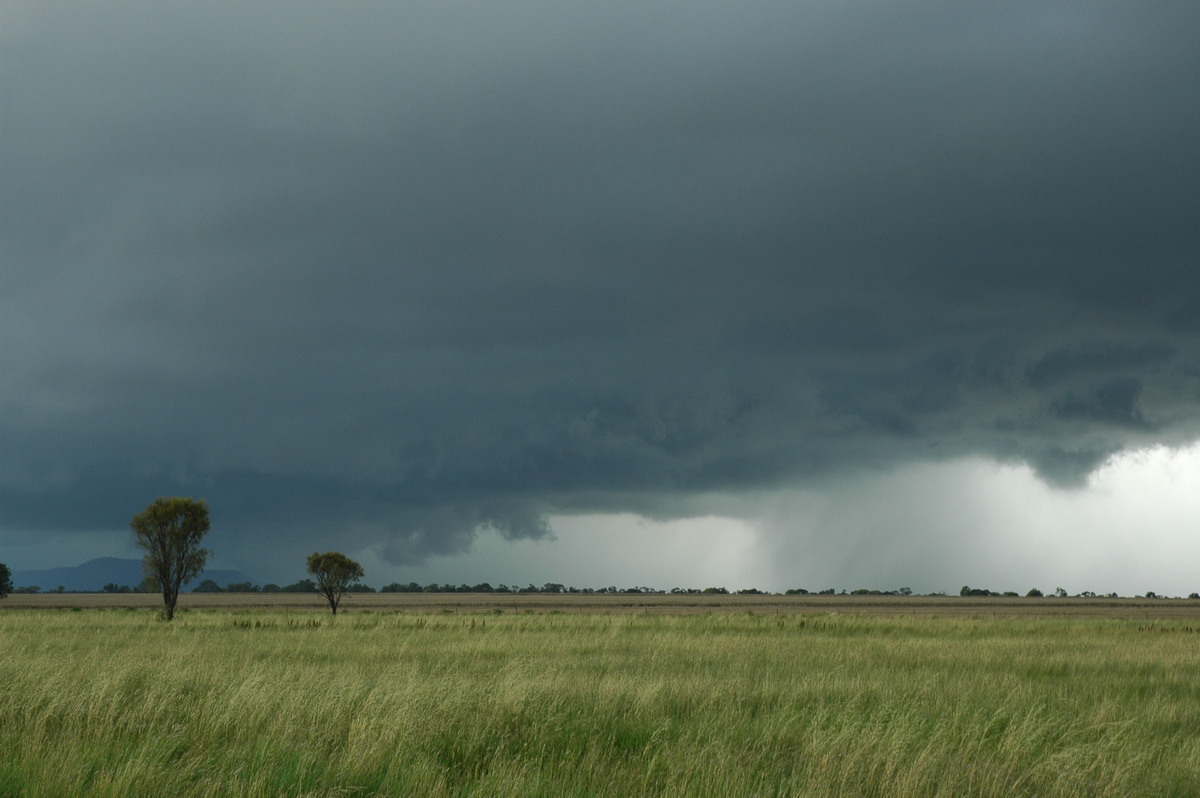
[10,557,257,592]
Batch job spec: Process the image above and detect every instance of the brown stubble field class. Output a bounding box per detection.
[7,591,1200,619]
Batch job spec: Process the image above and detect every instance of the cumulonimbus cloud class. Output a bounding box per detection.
[2,1,1198,570]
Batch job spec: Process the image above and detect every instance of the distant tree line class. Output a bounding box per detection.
[185,581,782,595]
[103,580,155,594]
[377,582,674,594]
[11,498,1187,613]
[960,585,1129,599]
[193,578,328,593]
[7,584,78,594]
[2,574,1187,601]
[5,500,1193,604]
[0,496,1192,606]
[2,575,1188,600]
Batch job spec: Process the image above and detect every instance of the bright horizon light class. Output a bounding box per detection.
[353,442,1200,597]
[8,444,1200,598]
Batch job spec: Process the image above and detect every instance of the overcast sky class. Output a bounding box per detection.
[3,2,1199,594]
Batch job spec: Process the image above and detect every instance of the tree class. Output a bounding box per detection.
[0,562,12,599]
[307,552,364,615]
[131,497,211,621]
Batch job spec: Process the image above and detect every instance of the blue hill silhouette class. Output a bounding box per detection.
[10,557,256,592]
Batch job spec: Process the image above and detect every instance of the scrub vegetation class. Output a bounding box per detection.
[3,608,1200,797]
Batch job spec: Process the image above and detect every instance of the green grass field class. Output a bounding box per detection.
[3,607,1200,796]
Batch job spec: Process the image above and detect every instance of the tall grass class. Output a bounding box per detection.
[2,609,1200,796]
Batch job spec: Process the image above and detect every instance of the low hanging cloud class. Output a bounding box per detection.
[2,1,1199,573]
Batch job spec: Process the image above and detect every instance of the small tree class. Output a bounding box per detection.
[307,551,364,615]
[131,497,211,621]
[0,562,12,599]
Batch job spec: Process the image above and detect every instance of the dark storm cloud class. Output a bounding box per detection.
[1050,378,1149,429]
[3,1,1199,570]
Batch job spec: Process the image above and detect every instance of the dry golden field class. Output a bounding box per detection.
[6,591,1200,619]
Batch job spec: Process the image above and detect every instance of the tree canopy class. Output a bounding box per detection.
[131,497,210,620]
[307,551,364,615]
[0,562,12,599]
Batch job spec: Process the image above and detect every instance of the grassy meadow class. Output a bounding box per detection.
[3,606,1200,796]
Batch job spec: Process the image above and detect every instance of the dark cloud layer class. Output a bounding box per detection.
[3,2,1199,573]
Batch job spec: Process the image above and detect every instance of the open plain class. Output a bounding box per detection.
[4,597,1200,796]
[7,591,1200,618]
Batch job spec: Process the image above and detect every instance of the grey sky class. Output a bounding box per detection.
[3,2,1199,588]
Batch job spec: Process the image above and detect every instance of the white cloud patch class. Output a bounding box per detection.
[356,513,764,591]
[750,445,1200,596]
